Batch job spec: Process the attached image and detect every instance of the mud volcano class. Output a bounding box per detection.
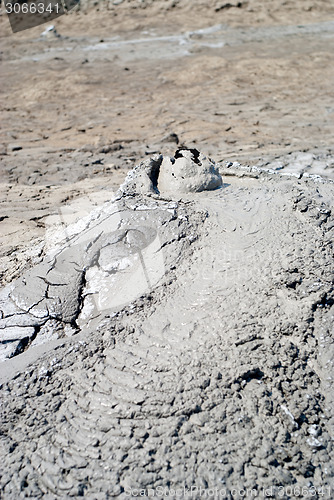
[118,148,222,196]
[0,154,333,498]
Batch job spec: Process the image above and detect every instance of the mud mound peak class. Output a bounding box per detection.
[119,149,222,196]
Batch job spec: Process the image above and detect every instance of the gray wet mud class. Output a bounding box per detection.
[6,20,334,65]
[0,192,193,362]
[0,159,333,498]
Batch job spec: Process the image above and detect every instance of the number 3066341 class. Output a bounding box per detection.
[4,2,61,14]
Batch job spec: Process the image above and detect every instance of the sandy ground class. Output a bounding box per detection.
[0,1,334,498]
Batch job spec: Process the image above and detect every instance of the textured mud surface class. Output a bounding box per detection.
[1,1,334,498]
[1,163,334,497]
[0,150,221,362]
[0,193,192,361]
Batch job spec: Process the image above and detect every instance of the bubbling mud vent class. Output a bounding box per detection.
[0,151,334,498]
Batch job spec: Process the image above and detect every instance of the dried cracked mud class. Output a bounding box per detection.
[1,1,334,498]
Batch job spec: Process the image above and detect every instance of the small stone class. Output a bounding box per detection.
[306,436,322,448]
[307,424,321,437]
[98,143,123,154]
[189,412,209,426]
[7,144,22,152]
[41,25,61,39]
[161,132,179,144]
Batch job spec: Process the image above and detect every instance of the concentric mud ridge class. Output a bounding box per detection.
[0,160,333,498]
